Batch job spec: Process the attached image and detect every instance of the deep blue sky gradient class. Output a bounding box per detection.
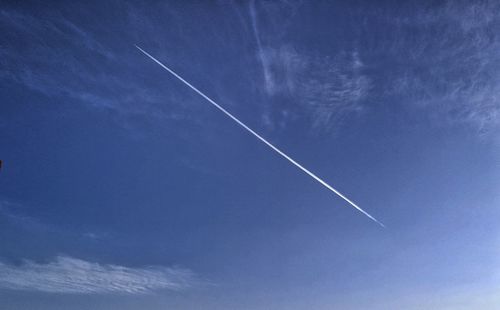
[1,1,499,309]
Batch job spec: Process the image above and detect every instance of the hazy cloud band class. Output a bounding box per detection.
[0,256,195,294]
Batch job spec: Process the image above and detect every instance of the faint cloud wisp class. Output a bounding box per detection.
[0,8,184,125]
[0,256,196,294]
[247,1,371,132]
[379,1,500,134]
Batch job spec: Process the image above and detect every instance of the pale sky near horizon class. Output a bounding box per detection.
[1,1,500,309]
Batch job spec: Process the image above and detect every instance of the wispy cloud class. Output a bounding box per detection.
[247,0,305,98]
[0,8,184,124]
[247,1,371,132]
[249,0,270,93]
[0,200,49,232]
[247,1,500,135]
[254,46,371,131]
[0,256,196,294]
[0,200,115,245]
[297,51,371,130]
[374,1,500,134]
[4,1,497,136]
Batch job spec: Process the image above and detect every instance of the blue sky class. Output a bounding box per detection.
[1,0,500,309]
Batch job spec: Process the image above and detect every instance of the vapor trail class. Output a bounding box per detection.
[135,45,384,228]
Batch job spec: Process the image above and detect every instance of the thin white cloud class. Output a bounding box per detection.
[248,1,306,97]
[246,2,371,132]
[379,1,500,134]
[298,51,371,130]
[247,0,500,135]
[255,46,371,131]
[249,0,274,95]
[0,201,50,232]
[0,8,186,125]
[0,256,196,294]
[5,1,496,137]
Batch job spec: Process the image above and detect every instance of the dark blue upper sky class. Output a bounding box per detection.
[1,1,499,309]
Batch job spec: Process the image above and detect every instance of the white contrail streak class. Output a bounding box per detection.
[135,45,384,228]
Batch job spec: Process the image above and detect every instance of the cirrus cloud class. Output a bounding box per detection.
[0,256,196,294]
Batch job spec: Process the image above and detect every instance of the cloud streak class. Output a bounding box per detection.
[0,201,47,231]
[0,256,195,294]
[0,8,187,125]
[249,0,274,95]
[4,1,496,137]
[245,1,500,135]
[371,1,500,134]
[246,2,371,132]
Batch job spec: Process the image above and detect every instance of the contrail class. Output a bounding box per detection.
[135,45,384,228]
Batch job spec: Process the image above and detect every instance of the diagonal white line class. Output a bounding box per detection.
[135,45,385,228]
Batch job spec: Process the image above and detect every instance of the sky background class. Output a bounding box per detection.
[1,0,500,309]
